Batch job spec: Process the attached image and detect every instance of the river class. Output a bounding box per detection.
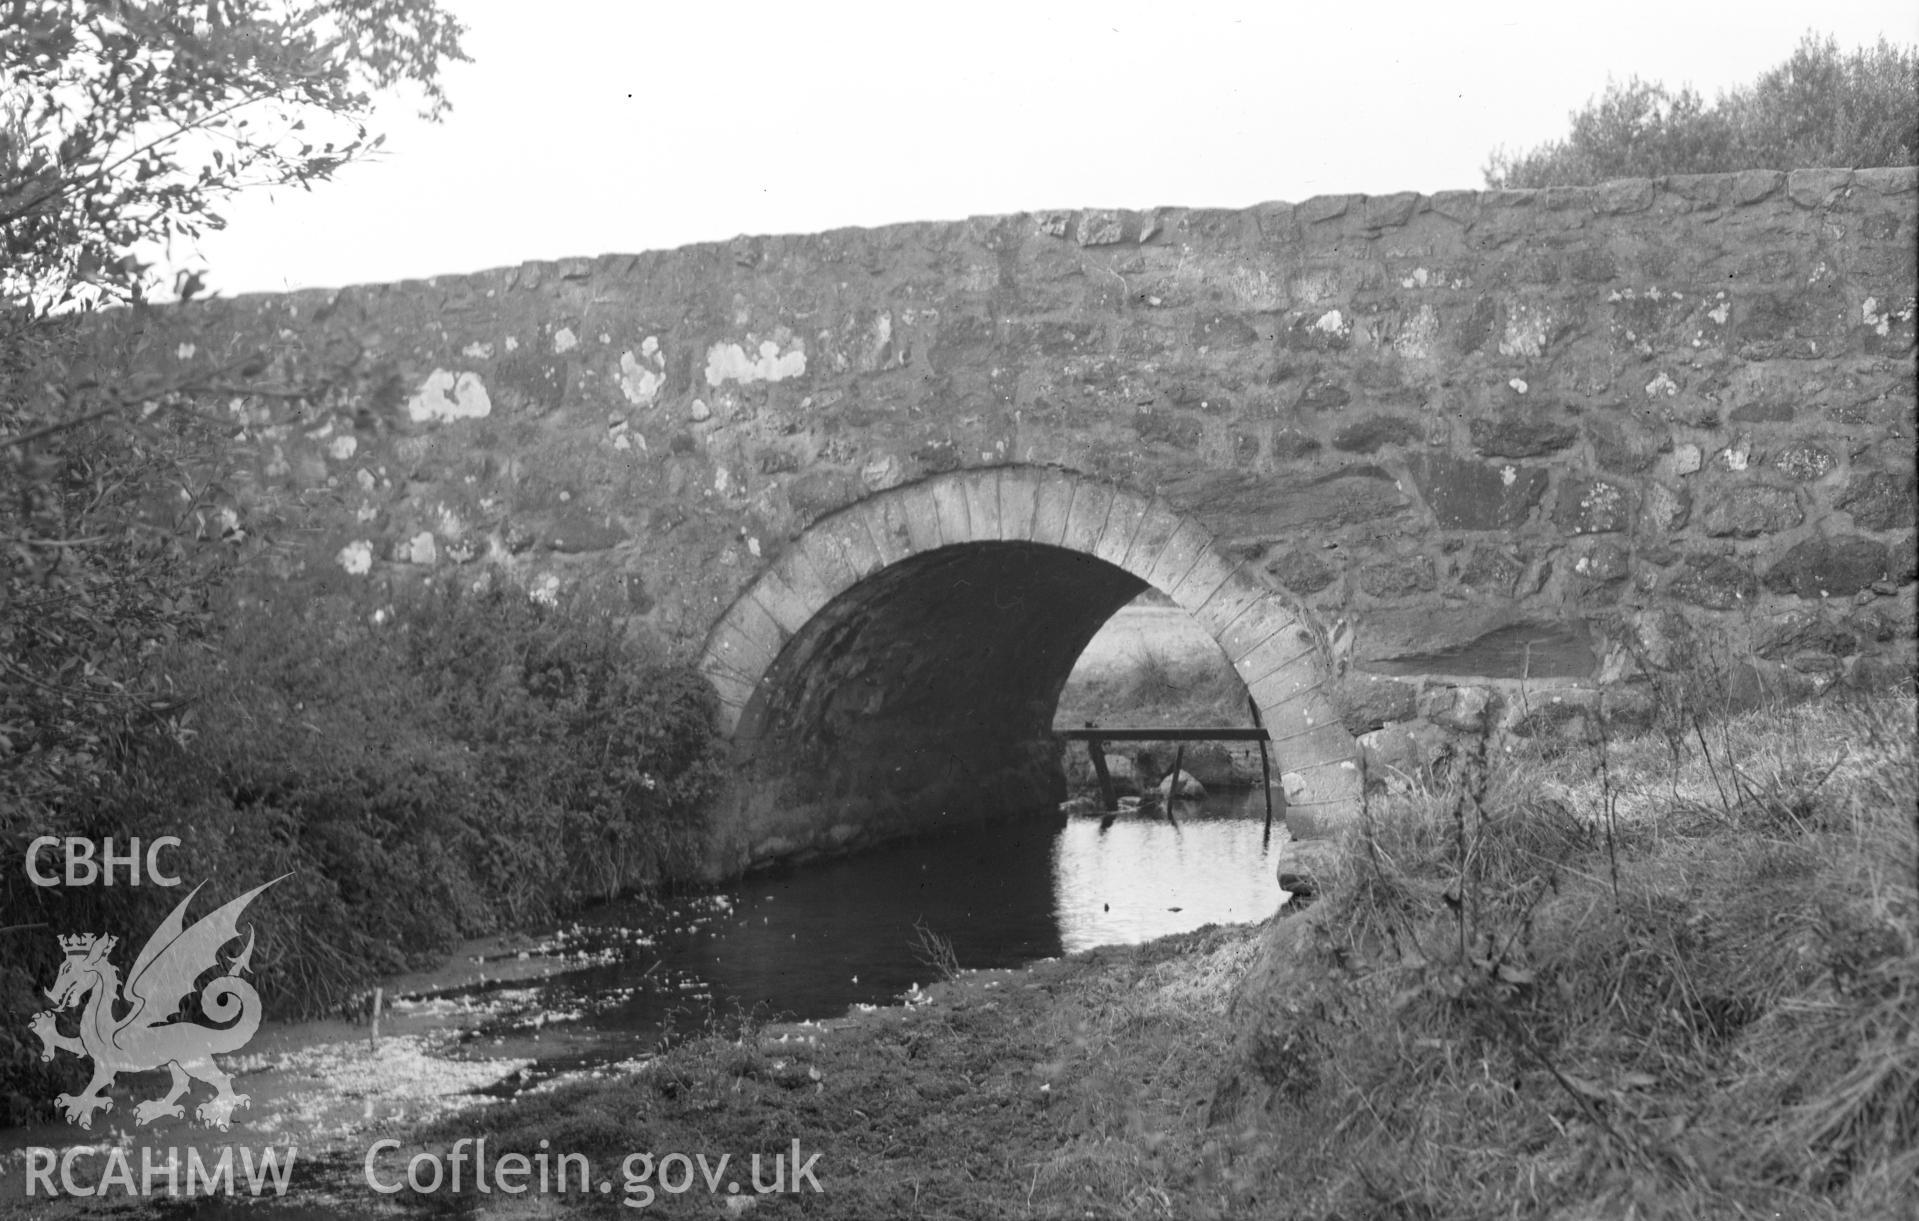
[0,788,1287,1200]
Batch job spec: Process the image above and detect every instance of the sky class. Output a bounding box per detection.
[182,0,1919,297]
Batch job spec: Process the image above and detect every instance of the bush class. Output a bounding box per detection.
[1213,690,1918,1217]
[1486,33,1918,187]
[0,578,726,1122]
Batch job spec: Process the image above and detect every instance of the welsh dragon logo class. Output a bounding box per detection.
[30,876,286,1131]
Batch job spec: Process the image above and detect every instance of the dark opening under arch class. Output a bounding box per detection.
[699,466,1359,868]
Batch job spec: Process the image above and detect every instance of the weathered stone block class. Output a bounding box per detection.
[1665,553,1757,610]
[1092,493,1149,570]
[864,494,914,566]
[1358,555,1437,598]
[1027,470,1078,547]
[749,567,815,635]
[1787,168,1853,208]
[1332,415,1422,453]
[1237,628,1320,706]
[786,469,862,521]
[1243,650,1319,709]
[1839,470,1918,531]
[1594,178,1654,214]
[898,484,944,553]
[1771,444,1837,482]
[958,468,1003,542]
[1059,481,1116,555]
[1641,482,1691,533]
[1363,191,1421,229]
[1166,549,1241,612]
[703,616,776,684]
[1460,545,1526,596]
[529,506,627,553]
[1756,612,1857,661]
[1728,400,1794,423]
[1141,518,1212,592]
[804,516,886,589]
[1271,429,1323,460]
[1219,600,1308,666]
[1729,169,1785,205]
[1294,377,1351,412]
[1266,548,1338,594]
[997,471,1039,541]
[1335,674,1419,734]
[1297,193,1354,224]
[1591,419,1666,473]
[1277,756,1364,825]
[1189,573,1270,641]
[1471,413,1578,459]
[1554,477,1635,535]
[1418,684,1497,734]
[1117,499,1182,575]
[1765,536,1891,599]
[1572,540,1630,582]
[931,477,972,544]
[1700,483,1803,537]
[1408,452,1548,531]
[1261,695,1349,755]
[1134,409,1204,449]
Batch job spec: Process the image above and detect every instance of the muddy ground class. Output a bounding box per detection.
[0,920,1269,1218]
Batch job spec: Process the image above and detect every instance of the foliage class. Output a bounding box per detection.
[129,688,1915,1214]
[1486,33,1919,187]
[2,0,465,928]
[1205,690,1918,1218]
[1,581,727,1121]
[1054,643,1249,729]
[2,0,468,307]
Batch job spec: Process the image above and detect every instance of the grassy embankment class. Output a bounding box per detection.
[1053,618,1255,794]
[1054,648,1248,730]
[0,584,725,1123]
[385,688,1914,1219]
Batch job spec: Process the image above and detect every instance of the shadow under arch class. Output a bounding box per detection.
[698,465,1360,870]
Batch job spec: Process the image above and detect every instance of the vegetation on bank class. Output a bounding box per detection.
[375,689,1914,1219]
[0,583,726,1125]
[1485,32,1918,187]
[2,1,489,1125]
[1053,643,1249,731]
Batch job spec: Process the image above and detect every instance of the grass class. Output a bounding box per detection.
[1054,645,1250,729]
[303,689,1914,1219]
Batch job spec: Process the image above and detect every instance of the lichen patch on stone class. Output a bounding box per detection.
[406,369,492,422]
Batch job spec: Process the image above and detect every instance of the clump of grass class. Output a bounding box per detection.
[1056,645,1248,727]
[912,917,962,981]
[278,692,1913,1219]
[1210,689,1918,1217]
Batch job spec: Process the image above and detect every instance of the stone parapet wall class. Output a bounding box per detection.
[78,167,1918,856]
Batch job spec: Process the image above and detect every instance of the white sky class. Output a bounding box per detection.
[183,0,1919,296]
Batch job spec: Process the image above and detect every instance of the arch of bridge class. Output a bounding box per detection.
[699,465,1361,823]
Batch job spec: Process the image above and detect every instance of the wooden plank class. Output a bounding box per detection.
[1086,740,1117,811]
[1059,727,1271,742]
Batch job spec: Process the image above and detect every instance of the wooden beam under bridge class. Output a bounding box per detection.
[1062,703,1280,843]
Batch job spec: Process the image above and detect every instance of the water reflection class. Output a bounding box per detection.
[538,788,1284,1047]
[1053,789,1286,952]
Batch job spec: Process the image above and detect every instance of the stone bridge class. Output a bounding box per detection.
[92,168,1917,871]
[702,464,1355,865]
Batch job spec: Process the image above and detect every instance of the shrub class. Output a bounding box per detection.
[0,577,726,1122]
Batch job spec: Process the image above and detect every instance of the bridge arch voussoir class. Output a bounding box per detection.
[699,465,1361,824]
